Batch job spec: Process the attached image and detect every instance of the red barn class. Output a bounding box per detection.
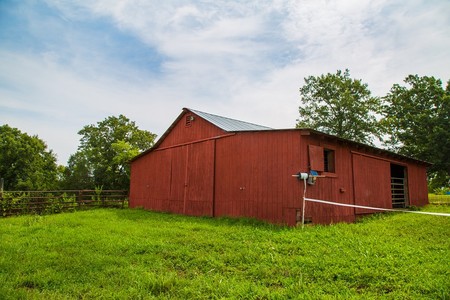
[129,108,429,225]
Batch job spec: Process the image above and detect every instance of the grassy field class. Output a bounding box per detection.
[429,194,450,205]
[0,206,449,299]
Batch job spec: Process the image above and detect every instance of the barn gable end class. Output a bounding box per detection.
[153,109,228,150]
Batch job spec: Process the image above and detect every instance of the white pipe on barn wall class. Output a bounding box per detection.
[302,177,307,228]
[291,173,309,180]
[292,173,309,228]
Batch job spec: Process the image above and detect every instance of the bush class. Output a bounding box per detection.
[434,186,450,195]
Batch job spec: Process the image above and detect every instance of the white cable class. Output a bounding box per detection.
[302,178,307,228]
[304,197,450,217]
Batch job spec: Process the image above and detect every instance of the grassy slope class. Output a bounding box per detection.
[0,206,449,299]
[429,194,450,205]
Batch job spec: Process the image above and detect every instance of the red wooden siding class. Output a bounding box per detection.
[129,159,146,208]
[308,144,325,172]
[352,153,392,214]
[129,149,171,211]
[214,131,303,225]
[130,142,215,217]
[167,146,186,214]
[301,137,355,224]
[158,112,226,148]
[407,164,429,206]
[130,109,224,217]
[152,150,171,211]
[184,141,215,216]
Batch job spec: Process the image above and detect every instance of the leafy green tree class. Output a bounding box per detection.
[382,75,450,190]
[63,115,156,190]
[0,125,59,190]
[296,69,382,145]
[61,152,94,189]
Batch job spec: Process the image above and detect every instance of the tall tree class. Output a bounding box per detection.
[382,75,450,190]
[296,69,382,145]
[0,125,59,190]
[63,115,156,190]
[61,152,94,190]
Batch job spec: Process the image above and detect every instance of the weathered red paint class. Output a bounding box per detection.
[352,153,392,214]
[407,164,429,207]
[130,108,430,226]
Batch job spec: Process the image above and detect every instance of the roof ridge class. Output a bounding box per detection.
[185,108,273,131]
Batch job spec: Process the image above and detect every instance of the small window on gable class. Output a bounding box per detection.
[185,115,194,127]
[323,149,335,173]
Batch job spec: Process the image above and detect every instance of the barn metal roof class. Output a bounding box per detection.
[188,108,273,132]
[131,108,430,166]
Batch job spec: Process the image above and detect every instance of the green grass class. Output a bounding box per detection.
[0,207,449,299]
[429,194,450,205]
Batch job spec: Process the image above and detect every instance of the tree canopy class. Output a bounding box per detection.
[382,75,450,190]
[62,115,156,190]
[296,69,382,145]
[0,125,59,190]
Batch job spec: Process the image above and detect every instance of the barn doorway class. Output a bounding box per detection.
[390,164,408,208]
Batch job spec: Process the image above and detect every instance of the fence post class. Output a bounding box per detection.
[77,190,82,208]
[0,178,3,216]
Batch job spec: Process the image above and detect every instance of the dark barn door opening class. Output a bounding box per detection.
[390,164,408,208]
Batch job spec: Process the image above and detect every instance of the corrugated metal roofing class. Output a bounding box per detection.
[188,108,273,132]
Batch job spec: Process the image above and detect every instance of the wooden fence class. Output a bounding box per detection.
[0,190,128,217]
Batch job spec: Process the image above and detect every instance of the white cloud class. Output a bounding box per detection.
[0,50,183,163]
[2,0,450,164]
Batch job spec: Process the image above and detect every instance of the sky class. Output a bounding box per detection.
[1,0,449,165]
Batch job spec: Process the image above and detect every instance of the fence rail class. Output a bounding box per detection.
[0,190,128,217]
